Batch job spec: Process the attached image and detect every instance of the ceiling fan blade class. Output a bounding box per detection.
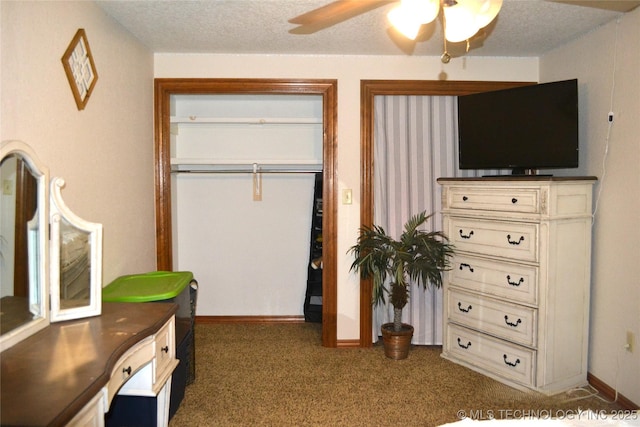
[289,0,393,34]
[548,0,640,12]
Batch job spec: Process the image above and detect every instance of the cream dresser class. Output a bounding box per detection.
[438,177,596,395]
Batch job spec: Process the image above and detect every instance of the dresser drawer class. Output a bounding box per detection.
[445,186,540,214]
[447,288,537,348]
[117,316,178,397]
[449,217,538,262]
[445,324,536,388]
[450,254,538,305]
[106,337,154,404]
[66,389,105,427]
[154,316,176,385]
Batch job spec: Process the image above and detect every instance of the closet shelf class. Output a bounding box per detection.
[170,116,323,125]
[171,159,323,174]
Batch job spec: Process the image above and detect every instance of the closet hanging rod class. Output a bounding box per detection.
[171,161,322,175]
[172,169,322,174]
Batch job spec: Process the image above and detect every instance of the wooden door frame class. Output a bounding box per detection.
[359,79,534,347]
[154,78,338,347]
[13,158,38,297]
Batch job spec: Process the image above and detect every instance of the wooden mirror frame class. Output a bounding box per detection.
[154,78,338,347]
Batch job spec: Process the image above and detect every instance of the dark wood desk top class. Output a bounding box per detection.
[1,302,177,427]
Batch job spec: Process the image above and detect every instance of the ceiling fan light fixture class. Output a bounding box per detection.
[443,1,480,42]
[387,3,423,40]
[474,0,503,28]
[388,0,440,40]
[443,0,502,43]
[407,0,441,23]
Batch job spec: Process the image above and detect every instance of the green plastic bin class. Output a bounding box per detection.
[102,271,193,303]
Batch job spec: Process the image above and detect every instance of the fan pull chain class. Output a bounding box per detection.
[441,20,451,63]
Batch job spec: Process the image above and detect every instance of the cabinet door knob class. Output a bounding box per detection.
[161,345,169,353]
[457,302,472,313]
[503,354,521,367]
[459,263,474,272]
[507,234,524,245]
[457,338,471,349]
[504,315,522,328]
[506,275,524,286]
[123,366,132,376]
[459,229,474,239]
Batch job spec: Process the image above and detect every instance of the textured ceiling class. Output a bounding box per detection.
[96,0,638,58]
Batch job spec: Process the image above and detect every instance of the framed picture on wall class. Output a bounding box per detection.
[61,29,98,110]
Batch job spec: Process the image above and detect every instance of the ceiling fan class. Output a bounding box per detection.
[289,0,640,61]
[289,0,500,62]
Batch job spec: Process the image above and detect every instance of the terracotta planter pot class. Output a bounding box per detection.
[381,323,414,360]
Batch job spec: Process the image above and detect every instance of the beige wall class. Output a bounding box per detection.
[155,54,538,340]
[1,1,156,283]
[5,0,634,405]
[540,8,640,405]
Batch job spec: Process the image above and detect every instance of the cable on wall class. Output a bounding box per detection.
[592,17,621,225]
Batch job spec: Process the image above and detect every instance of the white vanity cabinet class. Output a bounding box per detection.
[438,177,596,394]
[0,302,178,427]
[67,391,106,427]
[105,315,178,427]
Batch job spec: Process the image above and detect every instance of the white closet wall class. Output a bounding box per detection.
[170,94,323,316]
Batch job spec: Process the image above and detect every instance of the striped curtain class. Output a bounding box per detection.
[373,95,491,345]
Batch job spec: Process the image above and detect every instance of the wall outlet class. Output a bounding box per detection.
[626,331,634,353]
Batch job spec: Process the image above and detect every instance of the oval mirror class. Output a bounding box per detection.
[0,140,50,351]
[50,177,102,322]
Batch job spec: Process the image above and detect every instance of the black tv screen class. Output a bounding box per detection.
[457,79,579,174]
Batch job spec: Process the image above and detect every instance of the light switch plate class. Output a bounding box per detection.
[3,179,13,195]
[342,189,352,205]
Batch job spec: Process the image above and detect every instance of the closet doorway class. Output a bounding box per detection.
[154,79,338,347]
[359,80,534,347]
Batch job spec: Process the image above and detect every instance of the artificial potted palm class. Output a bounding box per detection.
[349,211,454,360]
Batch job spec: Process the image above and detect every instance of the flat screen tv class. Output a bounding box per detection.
[457,79,579,175]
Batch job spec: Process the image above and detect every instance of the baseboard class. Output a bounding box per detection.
[196,315,305,324]
[336,339,360,348]
[588,372,639,410]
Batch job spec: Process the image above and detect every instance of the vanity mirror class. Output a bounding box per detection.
[0,140,50,351]
[0,140,103,350]
[50,177,102,321]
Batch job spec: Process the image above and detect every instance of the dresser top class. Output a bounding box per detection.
[1,302,177,427]
[437,176,597,183]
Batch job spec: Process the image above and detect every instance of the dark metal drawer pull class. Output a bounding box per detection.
[457,338,471,349]
[459,263,474,272]
[504,315,522,328]
[506,275,524,287]
[512,198,518,204]
[507,234,524,245]
[457,302,472,313]
[459,229,474,239]
[503,355,521,367]
[462,196,469,201]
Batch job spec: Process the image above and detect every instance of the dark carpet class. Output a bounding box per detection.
[169,323,622,426]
